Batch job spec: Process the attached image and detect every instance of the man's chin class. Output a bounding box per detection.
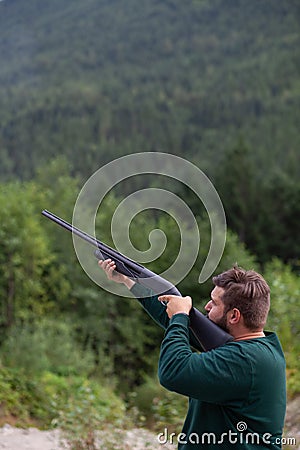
[209,316,230,334]
[218,323,230,333]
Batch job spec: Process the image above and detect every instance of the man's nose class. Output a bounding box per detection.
[205,300,212,312]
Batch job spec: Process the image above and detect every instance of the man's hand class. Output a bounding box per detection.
[158,294,192,319]
[98,259,135,289]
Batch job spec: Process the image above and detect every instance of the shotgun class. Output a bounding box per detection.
[42,209,233,351]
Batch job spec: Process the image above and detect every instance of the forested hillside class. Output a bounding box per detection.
[0,0,299,180]
[0,0,299,440]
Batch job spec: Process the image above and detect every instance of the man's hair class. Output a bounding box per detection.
[212,265,270,330]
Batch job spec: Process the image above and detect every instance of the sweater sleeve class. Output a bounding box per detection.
[158,314,251,404]
[130,283,206,350]
[130,283,170,329]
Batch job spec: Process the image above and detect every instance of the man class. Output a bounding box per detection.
[98,260,286,449]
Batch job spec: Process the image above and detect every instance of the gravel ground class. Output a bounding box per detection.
[284,396,300,449]
[0,397,299,450]
[0,425,176,450]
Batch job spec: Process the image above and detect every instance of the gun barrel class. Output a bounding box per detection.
[41,210,144,272]
[42,209,100,248]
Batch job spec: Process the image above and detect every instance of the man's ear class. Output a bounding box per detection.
[228,308,241,325]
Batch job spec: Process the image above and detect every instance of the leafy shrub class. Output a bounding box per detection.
[51,376,127,450]
[131,376,187,434]
[0,318,94,377]
[264,259,300,398]
[0,365,50,425]
[0,365,127,435]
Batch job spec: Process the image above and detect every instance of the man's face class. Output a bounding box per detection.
[205,286,229,332]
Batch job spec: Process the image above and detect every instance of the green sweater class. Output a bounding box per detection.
[131,284,286,450]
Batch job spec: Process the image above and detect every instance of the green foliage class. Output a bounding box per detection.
[0,0,299,267]
[0,365,126,432]
[215,143,300,265]
[0,0,298,436]
[0,0,299,181]
[215,139,257,244]
[43,372,126,425]
[0,367,29,421]
[54,380,127,450]
[0,365,51,425]
[0,319,94,377]
[132,376,187,434]
[264,259,300,398]
[0,173,82,334]
[256,172,300,265]
[0,182,54,329]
